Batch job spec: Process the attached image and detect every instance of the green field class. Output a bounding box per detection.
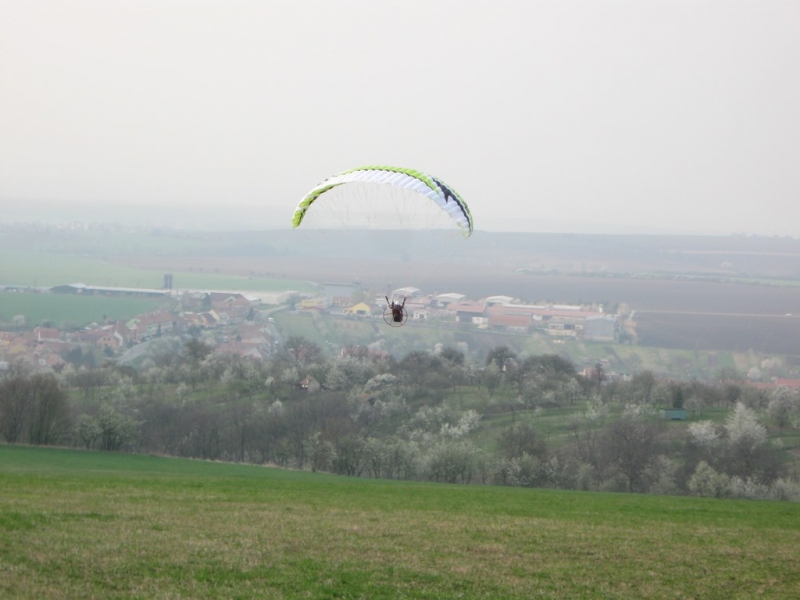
[0,291,169,329]
[1,445,798,599]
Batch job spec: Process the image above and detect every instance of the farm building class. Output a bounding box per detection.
[584,315,618,342]
[434,292,466,307]
[390,287,422,301]
[660,408,688,421]
[344,302,372,316]
[50,283,171,298]
[323,282,360,306]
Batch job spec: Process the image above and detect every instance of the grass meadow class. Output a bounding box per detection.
[0,291,168,329]
[2,445,799,599]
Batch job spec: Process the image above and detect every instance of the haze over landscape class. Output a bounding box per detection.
[2,0,800,235]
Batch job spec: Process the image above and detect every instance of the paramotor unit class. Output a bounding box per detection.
[383,296,408,327]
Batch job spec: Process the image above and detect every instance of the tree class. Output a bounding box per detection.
[688,420,719,449]
[485,346,516,371]
[767,387,800,431]
[325,356,373,391]
[77,414,101,449]
[721,381,743,408]
[226,400,256,463]
[528,354,576,379]
[438,346,465,366]
[568,398,608,484]
[184,338,213,364]
[628,371,656,404]
[497,422,547,461]
[722,402,782,482]
[97,404,138,451]
[589,362,606,389]
[479,362,502,397]
[725,402,767,450]
[602,407,659,493]
[425,439,477,484]
[688,461,730,498]
[0,373,33,443]
[26,373,71,445]
[670,383,685,409]
[395,351,448,396]
[281,336,324,368]
[513,354,579,405]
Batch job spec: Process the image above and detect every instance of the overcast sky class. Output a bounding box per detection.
[1,0,799,235]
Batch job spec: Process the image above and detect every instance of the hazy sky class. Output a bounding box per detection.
[1,0,799,235]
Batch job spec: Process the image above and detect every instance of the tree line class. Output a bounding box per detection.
[1,336,799,501]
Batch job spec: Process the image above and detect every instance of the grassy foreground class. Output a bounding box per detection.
[1,446,799,599]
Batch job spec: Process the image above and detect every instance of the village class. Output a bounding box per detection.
[0,278,622,373]
[0,286,271,371]
[303,283,619,342]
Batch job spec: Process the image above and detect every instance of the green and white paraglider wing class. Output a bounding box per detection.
[292,166,473,237]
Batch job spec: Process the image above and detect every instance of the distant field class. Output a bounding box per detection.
[0,291,168,328]
[0,251,315,293]
[2,445,799,599]
[635,312,800,355]
[128,253,800,313]
[258,256,800,355]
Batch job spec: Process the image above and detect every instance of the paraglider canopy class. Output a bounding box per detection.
[292,166,473,237]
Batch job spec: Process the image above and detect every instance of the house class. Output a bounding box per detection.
[484,295,515,306]
[215,305,250,325]
[486,303,607,339]
[390,287,422,301]
[450,301,486,323]
[488,314,531,332]
[344,302,372,316]
[323,282,360,306]
[300,297,329,310]
[71,329,123,350]
[208,291,261,309]
[126,311,177,341]
[299,375,321,393]
[201,310,221,328]
[32,327,61,343]
[434,292,466,307]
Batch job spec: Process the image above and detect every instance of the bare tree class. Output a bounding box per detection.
[497,422,547,461]
[485,346,516,370]
[27,373,71,445]
[602,409,659,493]
[0,373,33,443]
[280,336,324,369]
